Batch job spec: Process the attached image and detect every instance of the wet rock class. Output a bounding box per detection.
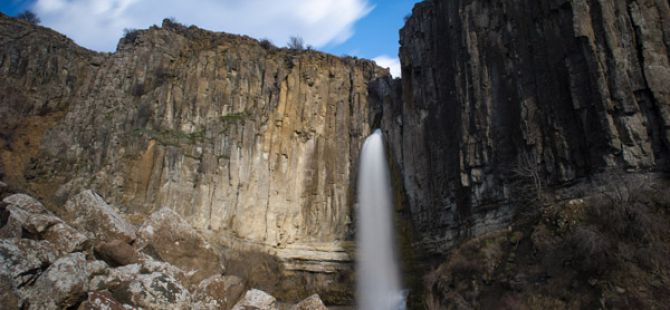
[136,208,222,284]
[232,289,278,310]
[113,272,191,309]
[64,190,136,243]
[192,275,246,310]
[290,294,328,310]
[77,291,125,310]
[94,239,141,266]
[23,252,89,309]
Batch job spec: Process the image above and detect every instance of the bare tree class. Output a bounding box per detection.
[512,151,543,201]
[17,11,40,25]
[287,36,305,50]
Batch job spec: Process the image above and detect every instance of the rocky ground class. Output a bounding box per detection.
[0,181,329,310]
[422,173,670,309]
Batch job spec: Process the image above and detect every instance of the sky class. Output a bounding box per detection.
[0,0,421,77]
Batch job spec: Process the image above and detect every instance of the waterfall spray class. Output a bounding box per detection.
[356,129,406,310]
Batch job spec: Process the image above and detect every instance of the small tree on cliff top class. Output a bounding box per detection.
[17,11,40,25]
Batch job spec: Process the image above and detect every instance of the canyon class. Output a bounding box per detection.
[1,0,669,308]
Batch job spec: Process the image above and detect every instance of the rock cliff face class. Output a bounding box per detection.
[0,14,389,303]
[385,0,670,254]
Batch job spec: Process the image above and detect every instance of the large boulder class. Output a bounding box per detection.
[23,253,89,309]
[64,190,136,243]
[192,275,246,310]
[290,294,328,310]
[232,289,278,310]
[0,239,58,285]
[136,207,223,284]
[112,272,191,309]
[2,194,88,254]
[88,264,141,292]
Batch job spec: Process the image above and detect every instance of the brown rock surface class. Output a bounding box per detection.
[94,239,142,266]
[0,14,388,303]
[136,207,222,284]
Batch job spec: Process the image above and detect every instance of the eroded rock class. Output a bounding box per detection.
[232,289,278,310]
[95,239,141,266]
[113,272,191,309]
[64,190,136,243]
[77,291,125,310]
[290,294,328,310]
[192,275,246,310]
[23,253,89,309]
[136,207,222,284]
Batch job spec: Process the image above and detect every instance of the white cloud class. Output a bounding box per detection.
[373,55,401,78]
[31,0,372,52]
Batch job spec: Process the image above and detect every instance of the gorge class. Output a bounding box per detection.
[1,0,670,308]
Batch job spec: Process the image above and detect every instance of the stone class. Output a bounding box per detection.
[2,194,88,254]
[192,275,246,310]
[23,253,89,309]
[136,207,222,284]
[94,239,141,266]
[231,289,278,310]
[88,264,141,292]
[0,239,58,285]
[290,294,328,310]
[113,272,191,309]
[77,291,125,310]
[64,190,137,243]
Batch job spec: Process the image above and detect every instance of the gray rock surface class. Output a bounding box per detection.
[23,253,89,309]
[113,272,192,309]
[64,190,137,243]
[232,289,278,310]
[290,294,328,310]
[382,0,670,254]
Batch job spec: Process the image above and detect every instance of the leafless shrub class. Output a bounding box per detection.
[287,36,305,50]
[259,38,275,50]
[122,28,140,44]
[17,11,40,25]
[131,82,145,97]
[512,151,544,201]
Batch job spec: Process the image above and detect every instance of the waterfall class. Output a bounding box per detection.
[356,129,406,310]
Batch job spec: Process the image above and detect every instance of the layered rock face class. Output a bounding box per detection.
[0,15,389,302]
[386,0,670,253]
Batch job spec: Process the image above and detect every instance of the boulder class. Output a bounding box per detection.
[94,239,141,266]
[290,294,328,310]
[113,272,191,309]
[192,275,246,310]
[2,194,88,254]
[232,289,278,310]
[141,259,192,286]
[0,239,58,285]
[89,264,141,292]
[23,253,89,309]
[64,190,136,243]
[136,207,223,283]
[77,291,125,310]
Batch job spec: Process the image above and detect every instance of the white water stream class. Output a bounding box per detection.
[356,129,406,310]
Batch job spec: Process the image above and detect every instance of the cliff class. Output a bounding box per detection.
[0,14,390,303]
[385,0,670,254]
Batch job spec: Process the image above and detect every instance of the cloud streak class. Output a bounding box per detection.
[32,0,372,52]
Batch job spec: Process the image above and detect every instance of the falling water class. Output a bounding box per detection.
[357,129,406,310]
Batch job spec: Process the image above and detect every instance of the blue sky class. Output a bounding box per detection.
[0,0,420,77]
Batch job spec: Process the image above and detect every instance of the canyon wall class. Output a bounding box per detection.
[0,15,390,302]
[384,0,670,254]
